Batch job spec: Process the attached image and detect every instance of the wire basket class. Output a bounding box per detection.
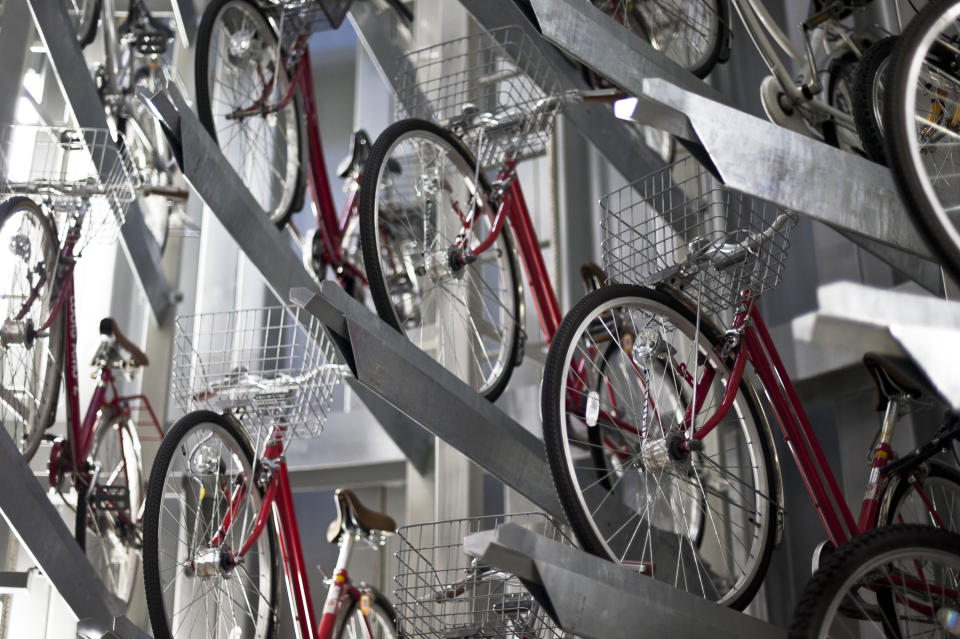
[600,156,797,314]
[395,26,563,170]
[395,513,570,639]
[271,0,354,47]
[0,126,135,249]
[171,304,342,445]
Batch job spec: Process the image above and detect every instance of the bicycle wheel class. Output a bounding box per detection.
[334,587,399,639]
[124,66,177,254]
[195,0,304,227]
[789,524,960,638]
[65,0,101,48]
[884,460,960,531]
[359,119,522,402]
[590,0,729,78]
[823,52,861,153]
[541,284,778,610]
[0,197,64,461]
[885,0,960,284]
[853,36,897,165]
[76,414,143,604]
[143,410,279,639]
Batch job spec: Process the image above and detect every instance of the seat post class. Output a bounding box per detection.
[857,395,902,531]
[334,530,355,574]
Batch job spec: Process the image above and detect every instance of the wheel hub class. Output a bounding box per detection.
[9,233,31,261]
[194,546,234,580]
[639,434,689,472]
[1,318,34,348]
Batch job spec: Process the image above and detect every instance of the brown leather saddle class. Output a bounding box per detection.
[326,488,396,544]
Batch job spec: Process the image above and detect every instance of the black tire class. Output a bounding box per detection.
[67,0,102,49]
[590,0,730,79]
[359,118,522,402]
[333,587,400,639]
[75,415,143,605]
[884,0,960,285]
[853,36,897,165]
[884,459,960,529]
[0,196,64,461]
[143,410,279,639]
[789,524,960,638]
[195,0,305,228]
[823,52,861,152]
[541,284,778,610]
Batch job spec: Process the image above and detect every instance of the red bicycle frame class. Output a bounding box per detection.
[682,293,936,548]
[40,226,162,496]
[219,428,378,639]
[245,34,365,285]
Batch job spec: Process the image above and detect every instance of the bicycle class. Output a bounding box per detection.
[394,513,569,639]
[0,125,162,604]
[789,524,960,637]
[594,0,908,152]
[538,154,960,610]
[194,0,412,295]
[142,303,400,639]
[359,26,623,400]
[883,0,960,286]
[65,0,189,254]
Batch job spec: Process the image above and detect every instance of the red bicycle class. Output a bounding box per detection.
[0,126,163,604]
[194,0,409,295]
[539,154,960,612]
[358,26,598,400]
[142,304,400,639]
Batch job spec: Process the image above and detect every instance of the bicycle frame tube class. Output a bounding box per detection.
[687,301,857,546]
[232,435,318,639]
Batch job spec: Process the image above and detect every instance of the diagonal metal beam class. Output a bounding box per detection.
[25,0,174,322]
[464,524,785,639]
[144,84,434,473]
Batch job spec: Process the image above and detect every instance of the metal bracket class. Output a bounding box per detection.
[464,523,785,639]
[25,0,174,322]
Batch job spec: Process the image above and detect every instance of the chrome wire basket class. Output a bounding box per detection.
[0,126,135,249]
[271,0,354,47]
[600,156,797,314]
[395,513,570,639]
[395,26,563,170]
[172,304,342,445]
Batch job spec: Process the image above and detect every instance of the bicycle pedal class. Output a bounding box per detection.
[92,485,130,512]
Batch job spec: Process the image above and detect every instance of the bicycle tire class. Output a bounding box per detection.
[195,0,305,228]
[884,0,960,284]
[0,196,64,461]
[853,36,897,165]
[359,118,522,402]
[823,52,860,152]
[788,524,960,638]
[333,587,400,639]
[143,410,279,639]
[67,0,102,49]
[75,414,143,605]
[884,459,960,530]
[541,284,778,610]
[590,0,730,79]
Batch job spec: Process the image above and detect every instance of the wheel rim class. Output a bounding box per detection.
[84,419,142,603]
[155,422,274,639]
[872,56,891,139]
[0,203,60,458]
[371,129,519,397]
[817,546,960,637]
[205,0,300,223]
[340,602,396,639]
[556,294,771,605]
[891,472,960,531]
[901,6,960,260]
[597,0,721,75]
[128,70,175,250]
